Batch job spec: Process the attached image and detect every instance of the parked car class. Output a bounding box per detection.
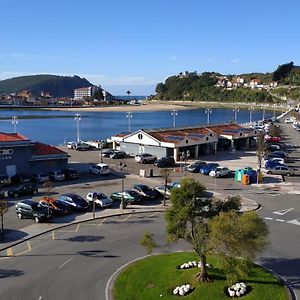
[135,153,157,164]
[265,157,285,168]
[8,183,38,198]
[154,185,173,199]
[266,165,297,176]
[10,173,31,185]
[67,141,77,149]
[31,173,50,184]
[57,193,89,211]
[74,142,92,151]
[110,190,141,204]
[187,161,207,173]
[132,184,157,200]
[15,199,51,223]
[266,144,282,152]
[101,149,115,157]
[285,118,293,123]
[48,170,65,181]
[154,156,175,168]
[272,151,289,158]
[39,197,70,216]
[63,168,79,180]
[200,163,220,175]
[265,135,281,142]
[266,151,289,160]
[89,163,110,175]
[110,151,126,159]
[86,192,113,208]
[0,174,11,186]
[209,167,231,178]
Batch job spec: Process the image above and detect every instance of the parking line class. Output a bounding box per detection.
[58,258,74,270]
[121,215,131,221]
[275,219,285,222]
[98,218,107,225]
[52,231,56,240]
[16,241,31,256]
[75,224,80,232]
[150,212,158,217]
[264,217,274,220]
[7,248,13,257]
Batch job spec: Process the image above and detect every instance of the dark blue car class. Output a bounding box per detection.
[200,163,219,175]
[265,160,286,169]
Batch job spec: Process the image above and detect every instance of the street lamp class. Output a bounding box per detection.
[233,107,239,123]
[74,114,81,143]
[119,162,127,209]
[248,107,255,124]
[11,116,18,133]
[205,108,212,124]
[171,110,178,127]
[99,140,104,163]
[126,112,133,132]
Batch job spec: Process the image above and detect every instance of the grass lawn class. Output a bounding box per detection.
[113,252,288,300]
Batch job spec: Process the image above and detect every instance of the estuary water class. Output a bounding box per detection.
[0,108,278,146]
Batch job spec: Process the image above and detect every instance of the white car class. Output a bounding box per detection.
[67,141,76,149]
[285,118,293,123]
[89,163,110,175]
[86,192,113,208]
[135,153,157,163]
[209,167,231,178]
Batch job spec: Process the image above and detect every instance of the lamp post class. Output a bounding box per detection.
[99,140,103,163]
[233,107,239,123]
[126,112,132,132]
[248,107,255,124]
[119,162,127,209]
[171,110,178,127]
[74,114,81,143]
[273,105,276,120]
[205,108,212,124]
[11,116,18,133]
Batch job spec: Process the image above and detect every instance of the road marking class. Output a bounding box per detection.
[52,231,56,240]
[121,215,131,221]
[273,208,294,215]
[286,219,300,226]
[264,217,274,220]
[38,296,42,300]
[275,219,285,222]
[109,236,129,243]
[16,241,31,256]
[150,212,158,217]
[75,224,80,232]
[58,258,74,269]
[98,218,107,225]
[7,248,13,256]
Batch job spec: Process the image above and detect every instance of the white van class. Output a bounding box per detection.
[89,163,110,175]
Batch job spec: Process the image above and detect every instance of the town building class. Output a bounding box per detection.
[74,86,99,100]
[111,123,257,161]
[0,132,69,176]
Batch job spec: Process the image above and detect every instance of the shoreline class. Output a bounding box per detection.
[43,100,287,113]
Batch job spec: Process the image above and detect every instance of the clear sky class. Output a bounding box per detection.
[1,0,299,95]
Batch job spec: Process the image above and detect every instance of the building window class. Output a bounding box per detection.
[206,137,209,141]
[186,139,189,144]
[138,133,143,140]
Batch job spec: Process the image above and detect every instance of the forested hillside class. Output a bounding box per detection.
[0,75,93,97]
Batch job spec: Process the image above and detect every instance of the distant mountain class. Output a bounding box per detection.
[0,74,95,97]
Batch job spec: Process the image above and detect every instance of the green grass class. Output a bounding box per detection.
[113,252,288,300]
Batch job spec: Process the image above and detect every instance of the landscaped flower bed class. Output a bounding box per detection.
[227,282,248,297]
[173,284,194,296]
[177,260,212,269]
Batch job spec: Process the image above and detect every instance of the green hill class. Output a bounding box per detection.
[0,74,94,97]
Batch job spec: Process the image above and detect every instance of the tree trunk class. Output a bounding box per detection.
[196,254,211,282]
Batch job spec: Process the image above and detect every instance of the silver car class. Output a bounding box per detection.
[266,165,296,176]
[86,192,113,208]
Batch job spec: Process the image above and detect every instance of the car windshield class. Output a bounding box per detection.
[128,190,139,197]
[97,193,107,200]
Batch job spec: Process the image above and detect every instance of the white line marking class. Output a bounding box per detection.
[286,219,300,226]
[109,236,129,243]
[264,217,274,220]
[58,258,74,269]
[273,208,294,215]
[275,219,285,222]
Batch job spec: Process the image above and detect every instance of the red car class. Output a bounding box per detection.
[265,135,281,142]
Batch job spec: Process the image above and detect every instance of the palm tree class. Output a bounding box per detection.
[126,90,131,99]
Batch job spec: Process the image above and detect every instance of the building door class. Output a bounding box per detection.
[6,165,17,177]
[139,145,145,153]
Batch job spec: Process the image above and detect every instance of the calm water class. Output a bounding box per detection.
[0,108,278,145]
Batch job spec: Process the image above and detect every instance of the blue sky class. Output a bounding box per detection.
[1,0,299,95]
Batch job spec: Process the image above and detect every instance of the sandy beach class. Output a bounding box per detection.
[45,100,272,113]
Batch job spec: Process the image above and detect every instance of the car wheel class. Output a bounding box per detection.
[286,173,290,177]
[33,190,37,194]
[18,213,23,219]
[34,216,40,223]
[14,193,18,198]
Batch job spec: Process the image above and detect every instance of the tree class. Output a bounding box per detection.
[273,62,294,82]
[126,90,131,98]
[159,168,172,206]
[165,177,241,282]
[256,131,266,171]
[208,211,269,284]
[93,89,104,100]
[140,231,158,255]
[43,181,53,217]
[0,198,8,241]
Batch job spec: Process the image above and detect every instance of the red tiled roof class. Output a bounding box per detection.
[32,142,67,156]
[0,132,29,142]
